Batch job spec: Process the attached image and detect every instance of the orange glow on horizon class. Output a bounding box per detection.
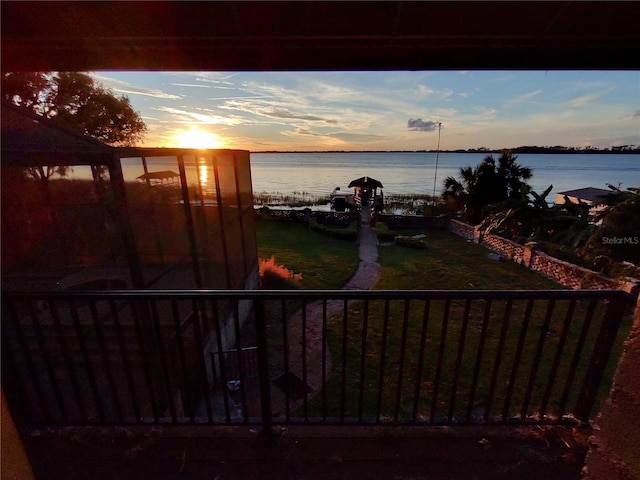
[172,127,223,149]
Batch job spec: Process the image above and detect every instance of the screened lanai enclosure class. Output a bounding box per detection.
[1,102,258,292]
[1,102,259,422]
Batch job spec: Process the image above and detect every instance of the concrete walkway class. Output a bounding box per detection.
[343,205,380,290]
[268,206,380,415]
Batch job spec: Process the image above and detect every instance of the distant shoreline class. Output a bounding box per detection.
[254,148,640,155]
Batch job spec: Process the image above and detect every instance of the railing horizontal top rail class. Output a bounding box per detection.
[3,288,634,302]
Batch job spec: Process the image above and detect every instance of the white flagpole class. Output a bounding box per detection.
[431,122,442,216]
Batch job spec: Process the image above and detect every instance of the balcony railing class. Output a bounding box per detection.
[2,289,633,432]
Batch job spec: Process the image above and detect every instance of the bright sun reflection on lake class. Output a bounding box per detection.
[198,161,208,186]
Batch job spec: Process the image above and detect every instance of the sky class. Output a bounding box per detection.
[92,70,640,152]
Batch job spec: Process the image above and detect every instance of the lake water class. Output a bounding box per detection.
[249,152,640,201]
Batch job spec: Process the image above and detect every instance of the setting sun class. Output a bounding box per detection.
[173,127,222,149]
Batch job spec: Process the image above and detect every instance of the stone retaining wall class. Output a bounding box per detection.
[254,207,357,226]
[479,234,526,263]
[447,219,639,297]
[446,217,477,241]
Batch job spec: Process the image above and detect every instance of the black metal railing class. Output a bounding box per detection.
[1,289,634,431]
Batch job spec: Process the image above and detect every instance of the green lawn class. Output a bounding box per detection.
[256,222,630,423]
[375,229,562,291]
[256,220,360,289]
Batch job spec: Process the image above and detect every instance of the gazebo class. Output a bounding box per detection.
[136,170,180,186]
[348,176,384,210]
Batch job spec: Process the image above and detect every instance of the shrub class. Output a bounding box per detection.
[308,217,359,241]
[395,235,428,249]
[375,222,397,242]
[259,256,303,289]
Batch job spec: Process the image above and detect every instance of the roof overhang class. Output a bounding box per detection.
[2,1,639,72]
[1,102,116,167]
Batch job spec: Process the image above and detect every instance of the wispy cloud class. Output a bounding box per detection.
[512,89,542,102]
[282,127,384,143]
[418,85,453,101]
[220,100,338,125]
[155,106,243,125]
[170,83,210,88]
[93,74,182,99]
[569,88,614,107]
[469,107,498,121]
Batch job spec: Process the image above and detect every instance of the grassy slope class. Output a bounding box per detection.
[376,229,561,291]
[256,222,628,422]
[256,221,360,289]
[317,229,627,422]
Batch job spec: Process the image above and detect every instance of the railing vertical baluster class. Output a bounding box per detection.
[281,298,290,422]
[412,299,431,422]
[321,298,328,423]
[376,299,391,423]
[521,299,556,421]
[5,299,51,423]
[575,297,627,422]
[449,299,471,423]
[485,298,513,423]
[1,327,32,424]
[87,298,124,423]
[48,299,88,423]
[190,299,214,423]
[149,300,177,422]
[340,299,348,424]
[171,299,194,422]
[358,299,369,423]
[68,299,104,423]
[231,301,248,423]
[253,298,273,435]
[210,299,231,423]
[431,298,451,425]
[108,299,140,423]
[301,298,309,422]
[129,299,160,422]
[558,299,597,419]
[394,299,411,424]
[27,300,68,424]
[466,299,492,423]
[540,299,576,420]
[503,299,534,421]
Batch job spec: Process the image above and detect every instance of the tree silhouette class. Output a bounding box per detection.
[2,71,146,147]
[443,149,532,224]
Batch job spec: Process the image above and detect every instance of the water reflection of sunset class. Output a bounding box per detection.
[198,161,208,187]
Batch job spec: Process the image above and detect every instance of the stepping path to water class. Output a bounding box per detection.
[268,206,380,416]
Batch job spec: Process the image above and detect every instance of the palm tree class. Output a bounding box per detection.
[496,149,533,200]
[442,149,533,225]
